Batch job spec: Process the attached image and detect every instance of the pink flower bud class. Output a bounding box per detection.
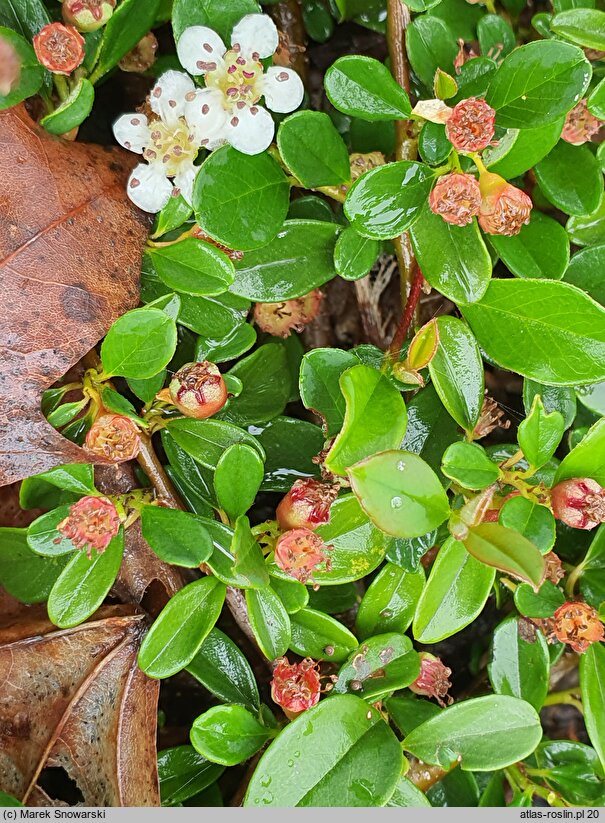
[62,0,115,32]
[33,23,85,75]
[478,172,532,236]
[57,495,120,557]
[168,361,228,420]
[428,172,481,226]
[551,478,605,530]
[409,653,453,707]
[445,97,496,152]
[118,31,159,73]
[276,479,338,531]
[274,528,331,583]
[85,413,141,463]
[553,601,604,653]
[561,98,602,146]
[253,289,322,338]
[271,656,321,715]
[0,36,20,96]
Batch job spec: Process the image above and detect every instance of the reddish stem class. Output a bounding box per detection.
[386,265,424,361]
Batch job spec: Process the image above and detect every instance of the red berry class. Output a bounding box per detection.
[551,478,605,530]
[57,495,120,557]
[253,289,322,338]
[561,99,602,146]
[62,0,115,32]
[553,601,604,653]
[33,23,85,75]
[168,361,228,419]
[429,172,481,226]
[478,172,532,237]
[445,97,496,152]
[85,414,140,463]
[271,656,321,714]
[276,478,338,531]
[274,528,331,583]
[409,653,453,707]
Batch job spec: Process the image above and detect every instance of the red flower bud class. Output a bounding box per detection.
[57,495,120,557]
[428,172,481,226]
[253,290,322,338]
[274,528,331,583]
[553,601,604,653]
[0,36,20,96]
[445,97,496,152]
[62,0,115,32]
[562,98,602,146]
[85,413,141,463]
[118,31,159,73]
[551,478,605,530]
[167,361,228,419]
[33,23,85,75]
[271,656,321,714]
[276,478,338,531]
[409,653,453,707]
[478,172,532,236]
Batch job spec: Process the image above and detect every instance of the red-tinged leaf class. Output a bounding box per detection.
[463,523,546,589]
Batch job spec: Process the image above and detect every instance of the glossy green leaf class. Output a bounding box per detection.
[299,348,357,436]
[555,418,605,485]
[90,0,162,81]
[486,40,591,128]
[325,365,407,476]
[489,211,570,280]
[523,379,577,430]
[138,577,226,678]
[477,15,516,59]
[278,111,351,187]
[0,528,67,604]
[219,343,291,426]
[386,694,442,736]
[499,496,556,554]
[488,615,550,710]
[535,141,603,216]
[356,563,425,639]
[254,416,324,493]
[165,418,264,471]
[514,580,565,618]
[387,778,432,808]
[402,385,463,481]
[386,530,438,573]
[152,195,193,239]
[332,633,420,700]
[147,239,234,296]
[0,0,49,39]
[214,444,264,521]
[270,575,310,614]
[191,705,270,767]
[536,740,605,807]
[0,27,44,111]
[334,226,381,281]
[464,523,545,588]
[193,145,290,251]
[413,537,495,643]
[140,505,213,568]
[485,119,565,179]
[461,279,605,386]
[411,204,492,305]
[324,55,412,121]
[407,16,458,89]
[196,322,257,365]
[566,194,605,247]
[551,8,605,49]
[418,122,450,166]
[442,442,501,490]
[100,307,177,379]
[344,161,434,240]
[403,695,542,770]
[158,746,224,807]
[47,529,124,629]
[187,628,260,712]
[518,395,565,470]
[27,506,80,558]
[580,642,605,770]
[244,695,402,807]
[588,76,605,120]
[289,608,357,663]
[172,0,259,40]
[20,464,95,511]
[230,517,269,589]
[40,78,95,135]
[564,246,605,308]
[246,586,291,660]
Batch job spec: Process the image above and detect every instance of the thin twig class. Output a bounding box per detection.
[137,431,184,508]
[386,264,424,362]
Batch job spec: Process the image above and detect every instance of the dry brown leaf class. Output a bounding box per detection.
[0,604,159,806]
[0,105,150,487]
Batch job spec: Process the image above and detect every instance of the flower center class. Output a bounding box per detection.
[44,30,81,70]
[144,117,198,176]
[206,48,264,107]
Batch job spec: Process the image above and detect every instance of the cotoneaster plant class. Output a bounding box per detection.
[1,0,605,810]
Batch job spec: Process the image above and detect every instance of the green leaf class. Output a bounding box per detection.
[403,695,542,770]
[580,642,605,770]
[0,27,44,111]
[410,204,492,305]
[278,111,351,188]
[100,307,177,379]
[147,239,235,296]
[334,226,381,281]
[463,523,545,588]
[40,78,94,135]
[231,517,270,589]
[219,343,291,426]
[245,586,291,660]
[356,563,425,639]
[47,529,124,628]
[536,740,605,807]
[566,194,605,247]
[324,55,412,121]
[428,316,484,434]
[289,608,357,662]
[407,16,458,89]
[0,790,22,807]
[191,705,271,767]
[499,496,556,554]
[461,279,605,386]
[386,530,438,573]
[127,370,167,407]
[138,577,226,678]
[27,505,81,557]
[172,0,259,40]
[588,76,605,120]
[441,442,501,490]
[477,15,516,60]
[152,195,193,239]
[413,537,495,643]
[299,348,357,436]
[489,211,570,281]
[244,695,402,807]
[402,385,463,481]
[518,394,565,470]
[193,145,290,251]
[255,416,324,492]
[564,245,605,307]
[214,444,264,521]
[20,464,95,510]
[158,746,224,807]
[0,528,67,604]
[270,575,309,614]
[165,418,264,471]
[535,141,603,216]
[524,379,577,430]
[418,122,451,166]
[387,777,432,808]
[344,161,434,240]
[485,119,565,179]
[332,633,420,700]
[187,628,260,712]
[349,450,450,539]
[90,0,162,81]
[196,322,257,365]
[230,220,340,300]
[486,40,591,128]
[0,0,49,39]
[325,365,408,476]
[551,8,605,49]
[555,418,605,485]
[488,615,550,710]
[514,579,565,618]
[140,506,213,568]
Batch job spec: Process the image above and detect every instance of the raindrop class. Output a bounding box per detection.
[260,775,272,788]
[262,792,274,805]
[294,751,301,758]
[288,759,294,768]
[397,460,406,471]
[391,496,403,509]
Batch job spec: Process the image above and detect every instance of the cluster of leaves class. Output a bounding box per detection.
[2,0,605,810]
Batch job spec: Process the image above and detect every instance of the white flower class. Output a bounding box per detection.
[176,13,304,155]
[113,70,204,213]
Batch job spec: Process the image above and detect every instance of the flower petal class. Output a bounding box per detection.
[113,113,150,153]
[185,88,229,146]
[127,163,173,213]
[173,162,199,205]
[261,66,304,114]
[176,25,226,75]
[225,104,274,155]
[231,13,278,59]
[150,70,196,126]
